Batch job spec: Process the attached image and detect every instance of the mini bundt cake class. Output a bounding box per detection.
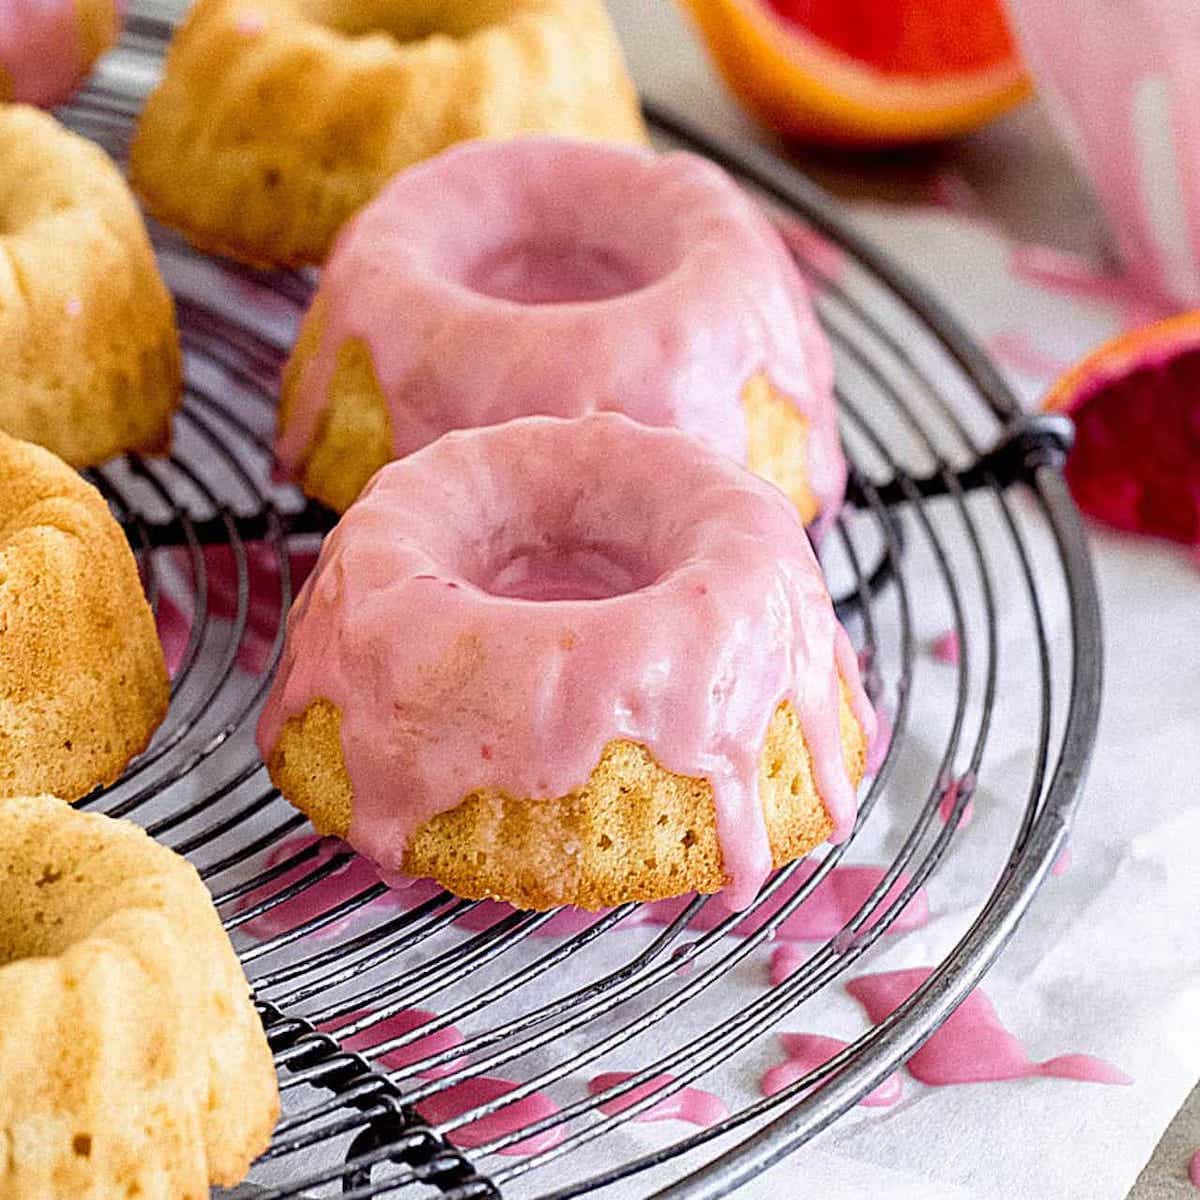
[0,106,180,468]
[278,138,846,527]
[258,415,874,911]
[0,0,122,106]
[0,432,170,801]
[129,0,647,267]
[0,795,279,1196]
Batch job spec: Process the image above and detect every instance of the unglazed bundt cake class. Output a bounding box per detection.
[278,138,845,527]
[258,416,874,911]
[0,432,170,801]
[0,0,122,106]
[0,795,279,1196]
[0,106,180,467]
[129,0,648,267]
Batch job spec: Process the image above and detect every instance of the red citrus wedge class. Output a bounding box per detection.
[677,0,1031,145]
[1044,313,1200,545]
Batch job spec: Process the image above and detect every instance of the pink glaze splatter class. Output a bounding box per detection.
[320,1009,465,1078]
[236,834,395,941]
[770,944,807,986]
[588,1072,729,1127]
[278,139,847,527]
[259,415,873,911]
[846,968,1131,1087]
[1188,1149,1200,1188]
[154,591,191,678]
[930,629,961,666]
[1051,846,1074,877]
[761,1033,902,1107]
[938,773,976,831]
[417,1077,564,1157]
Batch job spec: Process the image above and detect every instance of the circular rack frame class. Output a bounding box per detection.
[59,12,1102,1198]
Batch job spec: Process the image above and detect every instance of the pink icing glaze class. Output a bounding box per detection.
[1189,1149,1200,1188]
[0,0,104,106]
[417,1076,564,1157]
[236,834,397,941]
[769,943,807,987]
[258,415,874,910]
[938,772,976,830]
[847,968,1132,1087]
[588,1072,729,1127]
[320,1009,465,1078]
[761,1033,902,1107]
[1051,845,1074,877]
[930,629,961,666]
[278,138,846,526]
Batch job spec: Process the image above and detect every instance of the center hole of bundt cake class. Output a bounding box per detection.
[481,542,651,602]
[462,240,649,305]
[296,0,507,41]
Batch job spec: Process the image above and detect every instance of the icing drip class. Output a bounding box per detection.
[1051,846,1073,876]
[847,968,1132,1087]
[235,834,396,940]
[319,1009,465,1078]
[1189,1149,1200,1189]
[588,1073,729,1126]
[930,629,961,665]
[938,772,976,830]
[761,1033,902,1107]
[259,415,873,909]
[416,1076,563,1156]
[279,138,846,523]
[0,0,94,105]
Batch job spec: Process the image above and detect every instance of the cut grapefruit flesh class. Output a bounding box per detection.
[1044,313,1200,545]
[678,0,1031,145]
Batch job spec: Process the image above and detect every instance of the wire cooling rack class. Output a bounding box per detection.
[59,10,1102,1198]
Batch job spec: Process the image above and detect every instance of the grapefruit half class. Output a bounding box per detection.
[1045,313,1200,545]
[678,0,1031,145]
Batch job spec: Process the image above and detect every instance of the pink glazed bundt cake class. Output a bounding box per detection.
[258,415,873,911]
[129,0,647,267]
[278,138,846,527]
[0,795,279,1196]
[0,106,181,468]
[0,432,169,801]
[0,0,121,106]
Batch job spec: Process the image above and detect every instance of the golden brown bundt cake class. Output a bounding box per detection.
[0,433,170,801]
[275,139,845,525]
[0,795,280,1197]
[129,0,648,267]
[0,106,180,468]
[258,416,875,911]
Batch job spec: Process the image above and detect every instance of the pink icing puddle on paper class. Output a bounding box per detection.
[1189,1150,1200,1188]
[938,772,976,830]
[770,944,808,987]
[155,591,191,677]
[1051,846,1073,877]
[846,968,1132,1087]
[320,1009,465,1079]
[588,1072,729,1127]
[930,629,961,666]
[417,1077,564,1157]
[761,1033,902,1107]
[236,835,397,941]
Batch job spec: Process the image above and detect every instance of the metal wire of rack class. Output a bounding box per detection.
[56,11,1102,1198]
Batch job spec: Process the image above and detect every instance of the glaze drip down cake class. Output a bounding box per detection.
[258,415,873,911]
[278,137,846,528]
